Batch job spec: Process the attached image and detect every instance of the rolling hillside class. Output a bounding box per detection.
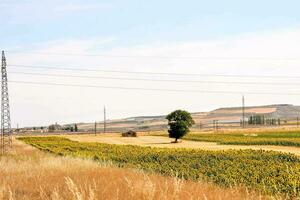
[74,104,300,132]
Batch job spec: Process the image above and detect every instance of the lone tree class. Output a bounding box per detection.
[166,110,195,143]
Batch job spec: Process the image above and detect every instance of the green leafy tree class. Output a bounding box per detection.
[48,125,55,133]
[74,124,78,132]
[166,110,195,143]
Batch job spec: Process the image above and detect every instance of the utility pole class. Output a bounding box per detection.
[199,121,202,131]
[94,121,97,136]
[213,120,219,133]
[242,95,245,128]
[1,51,12,154]
[104,106,106,133]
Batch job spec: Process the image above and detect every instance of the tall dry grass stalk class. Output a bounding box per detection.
[0,140,268,200]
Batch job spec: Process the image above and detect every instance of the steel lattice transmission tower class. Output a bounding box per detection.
[1,51,12,154]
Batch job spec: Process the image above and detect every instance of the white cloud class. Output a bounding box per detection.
[1,1,112,24]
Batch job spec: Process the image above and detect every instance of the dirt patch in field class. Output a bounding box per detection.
[64,134,300,156]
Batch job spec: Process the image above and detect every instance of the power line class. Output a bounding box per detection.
[9,64,300,79]
[8,71,300,86]
[7,51,300,61]
[8,80,300,96]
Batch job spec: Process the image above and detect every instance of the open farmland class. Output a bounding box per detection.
[183,130,300,147]
[63,133,300,156]
[0,139,265,200]
[19,136,300,198]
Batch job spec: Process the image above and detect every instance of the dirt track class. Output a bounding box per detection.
[64,134,300,156]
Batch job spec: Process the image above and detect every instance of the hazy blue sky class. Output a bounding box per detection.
[2,0,300,47]
[1,0,300,126]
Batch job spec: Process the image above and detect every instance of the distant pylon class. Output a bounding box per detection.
[1,51,12,154]
[104,106,106,133]
[242,95,245,128]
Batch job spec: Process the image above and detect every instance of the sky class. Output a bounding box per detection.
[1,0,300,127]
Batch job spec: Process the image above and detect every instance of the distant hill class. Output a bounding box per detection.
[73,104,300,132]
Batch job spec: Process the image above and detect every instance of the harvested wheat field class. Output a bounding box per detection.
[64,134,300,156]
[0,139,266,200]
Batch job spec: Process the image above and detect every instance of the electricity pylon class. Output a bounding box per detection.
[1,51,12,154]
[104,106,106,133]
[242,95,245,128]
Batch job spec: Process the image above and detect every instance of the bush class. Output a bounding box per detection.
[122,130,137,137]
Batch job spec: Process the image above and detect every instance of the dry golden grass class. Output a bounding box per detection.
[0,139,268,200]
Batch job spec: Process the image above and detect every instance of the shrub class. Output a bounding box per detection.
[122,130,137,137]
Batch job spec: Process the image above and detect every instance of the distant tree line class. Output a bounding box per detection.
[248,115,280,126]
[48,123,79,132]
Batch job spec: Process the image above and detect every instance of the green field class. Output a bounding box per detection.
[183,131,300,147]
[19,136,300,197]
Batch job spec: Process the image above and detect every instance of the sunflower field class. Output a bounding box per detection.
[19,136,300,197]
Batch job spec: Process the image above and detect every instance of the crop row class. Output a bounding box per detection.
[19,136,300,197]
[183,131,300,147]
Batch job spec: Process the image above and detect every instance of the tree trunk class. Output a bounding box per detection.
[175,138,178,143]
